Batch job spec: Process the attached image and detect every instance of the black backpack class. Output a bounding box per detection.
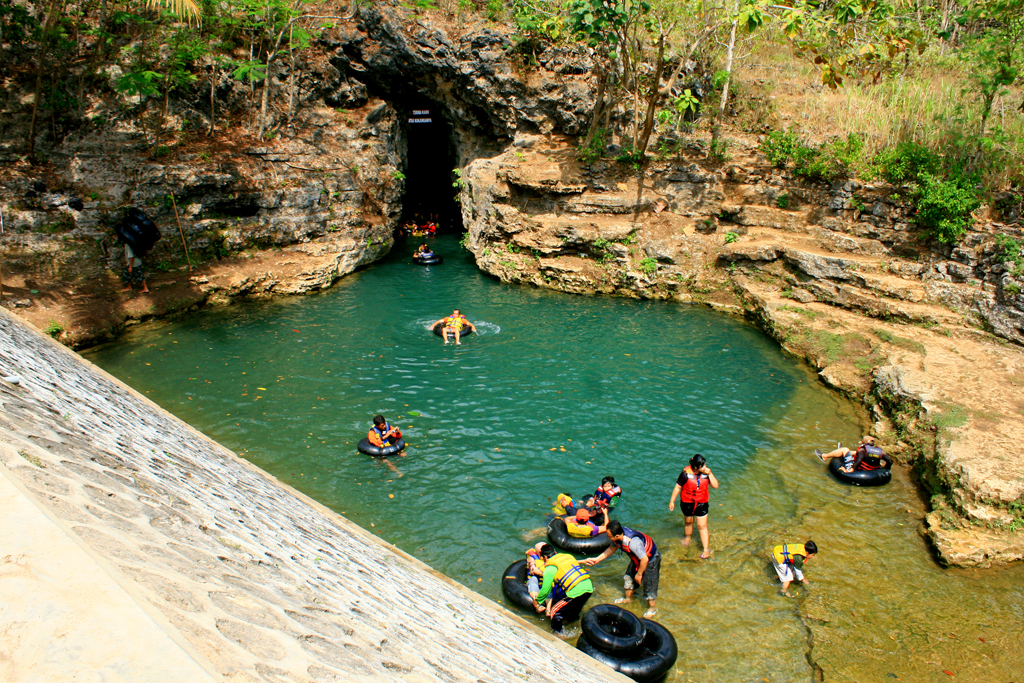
[114,208,161,256]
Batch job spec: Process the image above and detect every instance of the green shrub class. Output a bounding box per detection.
[760,128,800,168]
[776,193,791,209]
[793,133,863,182]
[724,231,739,244]
[872,141,941,185]
[994,234,1022,264]
[913,174,981,245]
[638,257,657,275]
[44,321,65,338]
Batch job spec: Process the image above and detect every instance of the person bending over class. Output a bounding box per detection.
[536,544,593,634]
[581,521,661,618]
[771,541,817,597]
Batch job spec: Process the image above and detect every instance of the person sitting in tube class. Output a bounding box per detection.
[432,309,476,345]
[553,492,596,517]
[591,476,622,509]
[564,508,608,537]
[416,243,434,258]
[367,415,401,449]
[816,435,892,473]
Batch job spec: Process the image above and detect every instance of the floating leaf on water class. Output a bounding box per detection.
[257,387,267,391]
[388,494,394,498]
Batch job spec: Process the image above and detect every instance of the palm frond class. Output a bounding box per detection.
[146,0,202,25]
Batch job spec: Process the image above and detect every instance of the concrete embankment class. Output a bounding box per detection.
[0,309,625,682]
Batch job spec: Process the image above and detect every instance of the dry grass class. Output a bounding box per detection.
[736,37,1024,187]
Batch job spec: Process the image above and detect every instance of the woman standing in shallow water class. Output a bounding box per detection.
[668,453,719,559]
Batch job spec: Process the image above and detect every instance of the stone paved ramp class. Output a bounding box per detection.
[0,309,626,683]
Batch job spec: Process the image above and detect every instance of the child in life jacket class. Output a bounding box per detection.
[553,492,596,516]
[564,508,608,537]
[591,476,622,509]
[525,542,547,612]
[368,415,401,447]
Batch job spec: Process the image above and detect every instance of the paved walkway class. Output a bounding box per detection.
[0,461,216,683]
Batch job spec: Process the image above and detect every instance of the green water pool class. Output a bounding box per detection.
[84,235,1024,682]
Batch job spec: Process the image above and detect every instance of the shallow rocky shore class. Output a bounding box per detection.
[459,134,1024,567]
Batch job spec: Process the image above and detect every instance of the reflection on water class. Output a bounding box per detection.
[84,235,1024,682]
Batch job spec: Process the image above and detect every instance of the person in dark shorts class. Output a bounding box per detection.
[580,521,661,618]
[816,435,892,473]
[668,453,720,559]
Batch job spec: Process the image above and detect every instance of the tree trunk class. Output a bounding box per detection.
[258,56,274,139]
[209,61,216,136]
[27,0,61,160]
[287,26,296,122]
[718,0,739,120]
[634,33,666,163]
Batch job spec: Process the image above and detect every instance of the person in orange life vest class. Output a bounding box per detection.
[580,521,661,618]
[367,415,401,448]
[524,541,547,613]
[771,541,817,597]
[431,308,477,345]
[816,435,891,473]
[591,476,622,509]
[668,453,719,559]
[564,508,607,537]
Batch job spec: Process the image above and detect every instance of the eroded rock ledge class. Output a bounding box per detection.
[460,133,1024,567]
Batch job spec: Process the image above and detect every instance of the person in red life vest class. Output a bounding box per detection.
[591,476,622,510]
[564,508,607,537]
[771,541,817,597]
[815,435,891,473]
[580,521,661,618]
[668,453,719,559]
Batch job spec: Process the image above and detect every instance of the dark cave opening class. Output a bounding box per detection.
[397,96,463,237]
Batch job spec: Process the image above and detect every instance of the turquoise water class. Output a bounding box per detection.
[84,235,1024,682]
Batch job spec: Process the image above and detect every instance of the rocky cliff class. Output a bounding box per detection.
[459,132,1024,567]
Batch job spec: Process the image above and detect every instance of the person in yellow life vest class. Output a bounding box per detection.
[431,308,477,345]
[564,508,607,537]
[536,544,594,634]
[771,541,817,597]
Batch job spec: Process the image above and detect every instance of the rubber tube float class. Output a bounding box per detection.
[581,603,646,654]
[413,254,443,265]
[828,457,891,486]
[546,517,611,556]
[357,437,406,458]
[577,611,678,683]
[501,559,536,611]
[431,322,473,338]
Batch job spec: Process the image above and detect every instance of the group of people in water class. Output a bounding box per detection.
[512,437,889,634]
[358,289,890,635]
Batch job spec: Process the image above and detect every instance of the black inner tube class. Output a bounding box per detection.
[501,559,536,612]
[357,437,406,458]
[431,322,473,337]
[547,517,611,556]
[577,617,678,683]
[828,457,891,487]
[413,254,443,265]
[582,603,646,655]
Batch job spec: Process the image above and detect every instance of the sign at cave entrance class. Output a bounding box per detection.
[409,109,432,124]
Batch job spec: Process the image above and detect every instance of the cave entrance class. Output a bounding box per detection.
[398,97,462,236]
